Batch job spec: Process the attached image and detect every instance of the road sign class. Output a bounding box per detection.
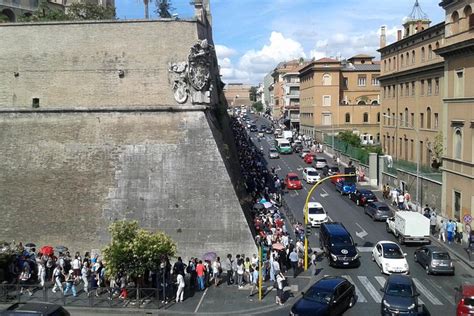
[463,214,472,224]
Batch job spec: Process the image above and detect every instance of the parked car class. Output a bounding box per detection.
[265,127,273,134]
[414,245,455,275]
[285,173,303,190]
[455,283,474,316]
[268,148,280,159]
[319,222,360,268]
[335,180,356,195]
[314,157,328,169]
[365,202,393,221]
[307,202,328,227]
[372,241,409,275]
[380,275,419,316]
[304,153,315,164]
[0,303,70,316]
[349,189,377,206]
[290,276,356,316]
[330,174,344,185]
[302,167,320,184]
[300,148,311,159]
[250,125,258,132]
[293,143,304,153]
[322,165,340,177]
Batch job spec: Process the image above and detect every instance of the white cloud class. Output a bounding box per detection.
[215,44,236,59]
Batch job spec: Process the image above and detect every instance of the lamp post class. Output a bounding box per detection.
[382,114,420,211]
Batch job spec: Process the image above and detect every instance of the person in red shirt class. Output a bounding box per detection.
[195,260,206,291]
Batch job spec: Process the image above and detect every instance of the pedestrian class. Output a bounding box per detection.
[19,266,33,296]
[311,252,317,276]
[223,254,233,286]
[430,214,437,235]
[249,265,259,297]
[456,219,464,244]
[175,272,185,303]
[447,219,456,244]
[289,248,298,278]
[37,258,46,288]
[423,204,431,218]
[195,260,206,291]
[51,265,63,294]
[81,261,91,295]
[71,254,81,277]
[438,220,446,243]
[212,257,221,287]
[236,257,244,288]
[391,188,398,206]
[397,192,405,210]
[172,257,185,277]
[63,269,78,297]
[275,271,285,306]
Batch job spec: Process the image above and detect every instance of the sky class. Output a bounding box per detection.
[116,0,445,85]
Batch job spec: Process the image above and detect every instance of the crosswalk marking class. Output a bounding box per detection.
[413,278,443,305]
[358,276,382,303]
[342,275,367,303]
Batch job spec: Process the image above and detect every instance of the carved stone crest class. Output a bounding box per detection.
[169,39,213,105]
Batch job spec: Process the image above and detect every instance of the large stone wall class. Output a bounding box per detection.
[0,20,199,108]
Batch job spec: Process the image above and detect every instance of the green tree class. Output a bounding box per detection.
[102,220,176,279]
[18,0,69,22]
[337,131,361,147]
[249,86,257,102]
[252,101,264,113]
[155,0,174,18]
[67,2,116,20]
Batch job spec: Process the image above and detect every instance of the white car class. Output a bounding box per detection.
[269,148,280,159]
[302,167,320,184]
[372,241,409,275]
[307,202,328,227]
[314,157,328,169]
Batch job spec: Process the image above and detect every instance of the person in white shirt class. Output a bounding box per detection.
[275,272,285,306]
[176,273,185,302]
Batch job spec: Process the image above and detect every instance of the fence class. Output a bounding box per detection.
[323,135,370,165]
[386,158,442,182]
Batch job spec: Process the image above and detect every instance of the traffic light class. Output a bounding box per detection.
[306,224,312,238]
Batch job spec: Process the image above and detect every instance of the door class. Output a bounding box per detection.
[375,244,383,266]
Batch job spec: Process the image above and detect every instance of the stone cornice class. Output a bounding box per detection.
[0,105,209,113]
[378,61,444,83]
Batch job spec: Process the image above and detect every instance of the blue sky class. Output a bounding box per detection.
[116,0,445,84]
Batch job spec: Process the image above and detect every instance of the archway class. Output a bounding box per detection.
[1,9,16,22]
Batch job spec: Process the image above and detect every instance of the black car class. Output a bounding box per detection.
[380,275,419,316]
[322,166,340,177]
[319,222,360,268]
[1,303,70,315]
[414,245,455,275]
[265,127,273,134]
[365,202,393,221]
[349,189,377,206]
[250,124,258,132]
[291,276,356,316]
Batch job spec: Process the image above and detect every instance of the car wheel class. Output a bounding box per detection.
[425,265,431,275]
[356,199,360,206]
[398,235,404,245]
[348,295,356,308]
[414,253,418,263]
[385,224,391,233]
[371,254,375,262]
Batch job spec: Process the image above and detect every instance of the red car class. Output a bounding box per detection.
[285,173,303,190]
[330,174,345,185]
[456,283,474,316]
[304,153,315,164]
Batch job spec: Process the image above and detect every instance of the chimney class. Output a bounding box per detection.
[397,30,402,41]
[380,26,386,48]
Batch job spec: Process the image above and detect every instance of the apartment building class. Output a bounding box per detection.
[299,55,380,143]
[379,16,445,168]
[436,0,473,220]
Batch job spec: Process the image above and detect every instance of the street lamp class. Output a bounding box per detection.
[382,114,420,212]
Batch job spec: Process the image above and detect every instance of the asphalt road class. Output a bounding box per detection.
[247,114,473,316]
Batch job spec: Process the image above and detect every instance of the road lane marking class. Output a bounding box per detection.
[413,278,442,305]
[355,223,368,239]
[194,287,208,313]
[374,276,386,288]
[320,188,329,198]
[358,276,382,303]
[426,278,454,305]
[342,275,367,303]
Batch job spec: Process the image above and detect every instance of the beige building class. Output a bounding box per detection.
[223,83,252,108]
[437,0,473,221]
[299,55,381,143]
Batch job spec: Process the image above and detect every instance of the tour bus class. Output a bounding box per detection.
[275,138,292,154]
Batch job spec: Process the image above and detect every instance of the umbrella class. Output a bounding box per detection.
[55,245,68,253]
[253,203,264,211]
[272,243,285,251]
[25,243,36,248]
[202,252,217,262]
[40,245,54,256]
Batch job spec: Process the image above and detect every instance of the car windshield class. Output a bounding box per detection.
[377,206,390,212]
[386,282,414,297]
[316,158,326,162]
[362,192,375,197]
[270,149,277,153]
[464,298,474,307]
[432,252,450,260]
[308,171,319,176]
[331,236,352,246]
[288,176,299,181]
[383,245,404,259]
[309,207,325,215]
[304,286,333,304]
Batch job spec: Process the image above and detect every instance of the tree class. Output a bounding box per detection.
[337,131,361,147]
[155,0,174,18]
[252,101,264,113]
[143,0,150,19]
[67,2,116,20]
[249,86,257,102]
[102,220,176,279]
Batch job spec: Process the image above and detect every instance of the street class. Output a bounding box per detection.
[249,114,472,316]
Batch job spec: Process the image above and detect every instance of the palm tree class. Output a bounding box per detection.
[142,0,151,19]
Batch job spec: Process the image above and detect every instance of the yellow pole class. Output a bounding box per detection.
[258,245,263,301]
[304,173,356,270]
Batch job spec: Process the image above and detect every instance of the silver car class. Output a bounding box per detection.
[269,148,280,159]
[365,202,393,221]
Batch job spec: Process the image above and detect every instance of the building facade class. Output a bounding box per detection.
[223,83,252,108]
[437,0,473,221]
[299,56,381,143]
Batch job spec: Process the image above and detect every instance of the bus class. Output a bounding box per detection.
[275,138,292,154]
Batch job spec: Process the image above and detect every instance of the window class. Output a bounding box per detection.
[377,112,380,123]
[388,86,391,98]
[323,95,331,106]
[421,47,425,61]
[358,75,367,86]
[358,100,367,105]
[400,84,404,97]
[322,113,332,126]
[406,52,409,65]
[411,113,415,127]
[343,77,348,88]
[345,113,351,123]
[411,82,416,96]
[363,112,369,123]
[427,107,432,129]
[372,75,379,86]
[410,139,414,160]
[384,60,387,72]
[412,50,416,64]
[405,83,409,97]
[383,113,386,124]
[435,78,440,95]
[454,69,464,97]
[401,54,404,67]
[454,191,461,221]
[372,100,379,105]
[323,73,332,85]
[383,87,387,98]
[428,45,433,60]
[420,80,425,96]
[454,128,462,159]
[399,137,403,157]
[451,10,460,35]
[387,109,391,125]
[420,113,424,128]
[389,59,392,70]
[434,113,439,129]
[399,113,403,125]
[392,85,396,98]
[404,108,409,127]
[427,79,432,95]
